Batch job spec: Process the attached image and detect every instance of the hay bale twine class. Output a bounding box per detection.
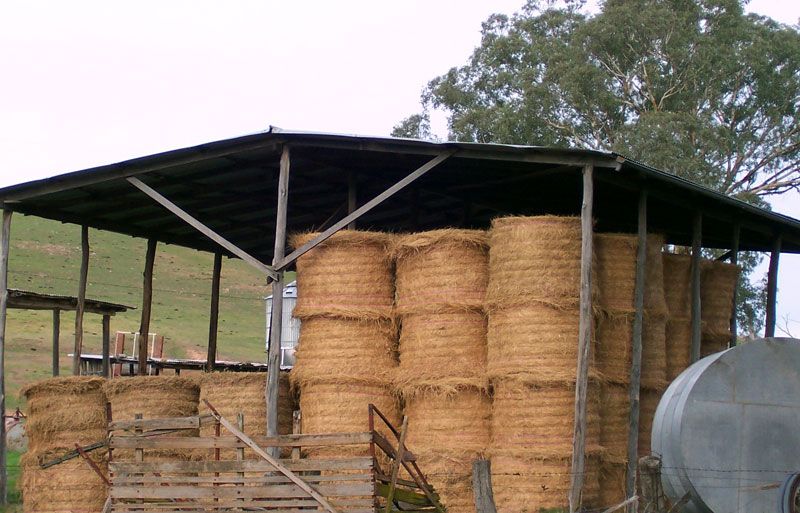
[637,388,664,457]
[663,253,692,318]
[487,304,593,384]
[599,383,630,465]
[599,461,627,508]
[641,316,668,390]
[487,216,582,310]
[595,314,632,385]
[394,229,489,314]
[666,318,692,381]
[491,381,601,458]
[396,311,487,392]
[701,260,740,337]
[290,231,395,320]
[595,233,638,313]
[299,381,399,457]
[21,376,107,454]
[490,454,600,513]
[21,449,107,513]
[403,388,490,479]
[645,234,668,315]
[104,376,199,461]
[291,317,397,386]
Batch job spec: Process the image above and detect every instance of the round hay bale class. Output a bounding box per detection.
[487,303,595,385]
[490,454,600,513]
[642,316,668,390]
[21,448,107,513]
[403,388,490,478]
[487,216,582,310]
[21,376,107,454]
[290,230,395,320]
[663,253,692,318]
[645,234,668,315]
[595,233,638,313]
[666,318,692,381]
[396,311,487,392]
[394,229,489,315]
[290,317,397,386]
[701,333,730,357]
[104,376,199,461]
[637,388,664,457]
[701,260,739,337]
[599,383,630,464]
[599,461,627,508]
[491,381,602,458]
[299,381,399,458]
[595,313,632,385]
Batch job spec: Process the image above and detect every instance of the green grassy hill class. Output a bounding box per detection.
[5,214,280,408]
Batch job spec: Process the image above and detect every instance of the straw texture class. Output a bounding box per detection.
[487,216,583,310]
[291,317,397,386]
[599,462,627,508]
[599,383,631,464]
[290,231,395,320]
[433,477,477,513]
[394,229,489,314]
[595,314,632,385]
[490,454,600,513]
[663,253,692,318]
[644,235,667,315]
[21,449,108,513]
[491,381,602,458]
[21,376,107,454]
[666,319,692,381]
[638,389,664,457]
[700,260,739,337]
[595,233,638,313]
[641,317,668,390]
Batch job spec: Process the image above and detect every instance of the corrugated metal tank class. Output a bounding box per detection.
[265,280,300,368]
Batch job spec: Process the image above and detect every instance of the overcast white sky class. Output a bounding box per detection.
[1,0,799,334]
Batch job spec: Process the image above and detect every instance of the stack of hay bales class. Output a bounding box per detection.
[290,231,401,456]
[104,376,199,461]
[594,234,668,505]
[197,371,294,458]
[21,376,108,512]
[662,253,693,380]
[701,260,739,356]
[486,216,600,512]
[394,229,491,513]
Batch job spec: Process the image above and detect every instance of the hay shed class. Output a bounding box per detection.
[0,130,799,508]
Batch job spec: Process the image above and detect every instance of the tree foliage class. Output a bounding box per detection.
[395,0,800,333]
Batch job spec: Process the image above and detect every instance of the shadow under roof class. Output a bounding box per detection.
[0,129,798,263]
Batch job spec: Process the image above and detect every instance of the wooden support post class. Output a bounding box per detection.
[72,225,89,376]
[266,145,290,457]
[626,190,647,511]
[569,164,594,513]
[0,210,11,505]
[52,309,60,377]
[101,314,110,378]
[138,239,157,376]
[347,170,357,230]
[690,212,702,363]
[765,236,781,337]
[206,252,222,372]
[729,224,740,347]
[638,456,666,513]
[472,459,498,513]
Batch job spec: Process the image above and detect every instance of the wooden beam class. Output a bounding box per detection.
[347,170,357,230]
[0,210,11,505]
[730,223,740,347]
[52,309,60,377]
[267,145,290,456]
[277,151,455,270]
[138,238,157,375]
[72,225,89,376]
[206,252,222,372]
[626,190,648,510]
[102,314,111,378]
[765,235,781,337]
[569,164,594,513]
[690,212,703,363]
[126,176,277,280]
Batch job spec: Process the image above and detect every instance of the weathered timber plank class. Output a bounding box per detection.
[112,473,371,485]
[109,432,372,449]
[110,457,372,474]
[111,482,373,499]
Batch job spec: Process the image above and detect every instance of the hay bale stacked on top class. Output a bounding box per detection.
[197,372,294,458]
[486,216,600,513]
[20,376,108,513]
[662,253,693,381]
[104,376,199,461]
[290,231,401,457]
[394,230,491,513]
[701,260,740,356]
